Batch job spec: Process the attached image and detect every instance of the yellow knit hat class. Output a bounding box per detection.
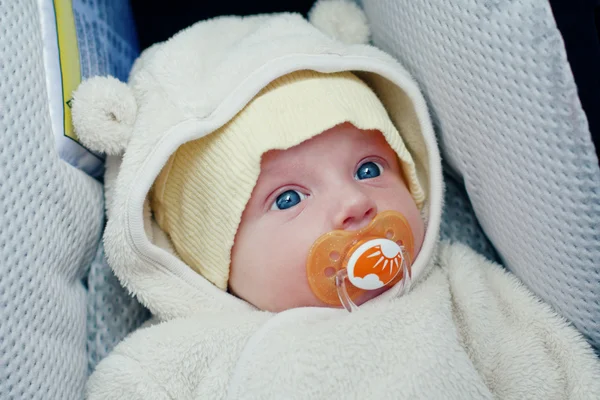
[150,70,424,290]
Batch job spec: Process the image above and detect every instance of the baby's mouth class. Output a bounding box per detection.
[306,210,414,312]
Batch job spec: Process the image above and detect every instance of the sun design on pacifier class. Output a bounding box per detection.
[347,239,405,290]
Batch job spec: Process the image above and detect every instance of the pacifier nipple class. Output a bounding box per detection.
[306,211,414,310]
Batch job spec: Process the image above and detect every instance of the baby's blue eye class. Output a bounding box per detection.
[271,190,307,211]
[355,161,383,180]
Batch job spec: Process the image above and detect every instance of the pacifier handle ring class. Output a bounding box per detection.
[336,245,412,313]
[335,269,359,313]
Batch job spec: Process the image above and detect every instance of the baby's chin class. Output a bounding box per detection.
[352,285,393,306]
[303,285,391,311]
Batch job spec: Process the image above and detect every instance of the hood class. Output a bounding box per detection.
[72,4,443,321]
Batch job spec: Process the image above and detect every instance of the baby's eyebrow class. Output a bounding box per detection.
[256,161,295,189]
[260,155,304,177]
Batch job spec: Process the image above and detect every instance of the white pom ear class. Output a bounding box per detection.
[308,0,370,45]
[72,76,137,155]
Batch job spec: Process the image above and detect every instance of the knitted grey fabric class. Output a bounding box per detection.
[360,0,600,351]
[0,0,143,397]
[440,170,499,264]
[0,1,103,398]
[86,241,150,374]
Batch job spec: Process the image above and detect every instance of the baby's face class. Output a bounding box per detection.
[230,123,425,312]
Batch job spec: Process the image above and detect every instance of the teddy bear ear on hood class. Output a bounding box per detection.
[308,0,370,45]
[72,76,137,156]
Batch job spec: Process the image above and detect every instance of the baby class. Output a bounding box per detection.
[73,6,600,400]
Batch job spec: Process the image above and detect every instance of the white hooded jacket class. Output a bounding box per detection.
[73,3,600,399]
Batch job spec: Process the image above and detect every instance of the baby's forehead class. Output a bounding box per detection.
[264,124,391,161]
[259,126,396,179]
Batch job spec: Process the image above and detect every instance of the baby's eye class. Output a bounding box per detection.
[355,161,383,180]
[270,189,307,211]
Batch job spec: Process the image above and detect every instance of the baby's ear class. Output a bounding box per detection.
[308,0,370,45]
[72,76,137,155]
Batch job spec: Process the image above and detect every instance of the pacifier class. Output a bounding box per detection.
[306,211,415,312]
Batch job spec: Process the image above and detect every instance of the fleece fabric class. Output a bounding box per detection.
[71,3,600,399]
[85,242,600,400]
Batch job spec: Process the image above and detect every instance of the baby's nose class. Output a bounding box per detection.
[334,190,377,231]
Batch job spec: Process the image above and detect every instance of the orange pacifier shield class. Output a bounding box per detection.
[306,211,415,306]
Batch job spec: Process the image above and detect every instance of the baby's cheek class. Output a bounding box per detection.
[262,234,322,310]
[266,239,306,280]
[267,276,315,311]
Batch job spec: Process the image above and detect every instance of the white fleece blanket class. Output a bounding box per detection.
[86,242,600,399]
